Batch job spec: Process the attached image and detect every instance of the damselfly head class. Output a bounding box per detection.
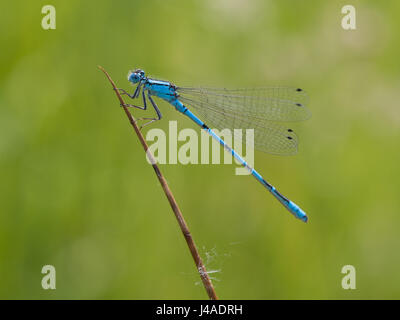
[127,69,145,84]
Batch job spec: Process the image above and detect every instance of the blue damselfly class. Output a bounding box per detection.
[117,69,310,222]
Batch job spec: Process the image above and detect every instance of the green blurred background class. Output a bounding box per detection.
[1,0,399,299]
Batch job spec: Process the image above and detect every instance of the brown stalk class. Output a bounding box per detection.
[98,66,218,300]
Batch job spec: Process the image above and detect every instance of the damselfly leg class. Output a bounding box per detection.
[117,85,163,129]
[137,90,163,129]
[115,81,143,99]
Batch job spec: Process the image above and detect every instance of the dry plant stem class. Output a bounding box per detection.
[98,66,218,300]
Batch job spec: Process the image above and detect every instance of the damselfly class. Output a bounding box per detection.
[117,69,310,222]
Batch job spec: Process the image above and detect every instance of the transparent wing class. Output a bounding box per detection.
[178,95,300,155]
[177,87,311,122]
